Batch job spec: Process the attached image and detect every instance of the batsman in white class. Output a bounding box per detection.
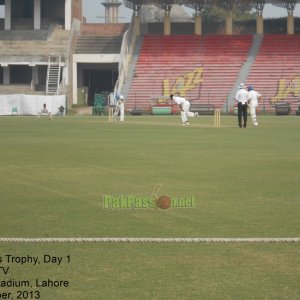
[170,92,198,126]
[247,85,261,126]
[113,95,125,122]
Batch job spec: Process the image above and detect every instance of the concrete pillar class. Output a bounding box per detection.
[112,7,118,23]
[256,15,264,34]
[72,61,78,104]
[32,66,39,86]
[62,66,68,86]
[225,13,233,35]
[134,15,140,36]
[65,0,72,30]
[4,0,11,30]
[195,15,202,35]
[102,1,122,23]
[3,66,10,85]
[164,15,171,35]
[34,0,41,30]
[287,15,294,34]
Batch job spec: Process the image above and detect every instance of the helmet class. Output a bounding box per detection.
[248,85,253,91]
[239,83,245,89]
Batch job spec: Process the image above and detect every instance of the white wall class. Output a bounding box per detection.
[0,95,66,116]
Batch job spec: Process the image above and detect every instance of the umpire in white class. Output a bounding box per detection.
[235,83,250,128]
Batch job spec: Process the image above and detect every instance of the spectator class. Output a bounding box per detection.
[58,105,65,116]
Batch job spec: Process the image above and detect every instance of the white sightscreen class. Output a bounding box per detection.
[0,94,66,116]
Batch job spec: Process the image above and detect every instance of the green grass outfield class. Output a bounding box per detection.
[0,115,299,299]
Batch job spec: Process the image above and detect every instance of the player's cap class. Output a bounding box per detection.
[239,83,245,89]
[119,95,124,99]
[248,85,253,91]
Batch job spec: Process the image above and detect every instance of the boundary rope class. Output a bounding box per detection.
[0,238,299,243]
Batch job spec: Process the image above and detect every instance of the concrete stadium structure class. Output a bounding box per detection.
[0,0,299,114]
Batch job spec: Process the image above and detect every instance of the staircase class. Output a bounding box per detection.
[227,34,263,111]
[46,56,61,95]
[120,36,144,98]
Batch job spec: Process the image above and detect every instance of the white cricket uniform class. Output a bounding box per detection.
[248,90,261,126]
[119,101,124,122]
[113,100,125,122]
[173,96,196,124]
[37,106,52,120]
[235,89,249,104]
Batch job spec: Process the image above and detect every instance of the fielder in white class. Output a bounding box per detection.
[37,103,52,120]
[247,85,261,126]
[170,92,198,126]
[113,95,125,122]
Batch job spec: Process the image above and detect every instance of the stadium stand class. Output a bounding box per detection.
[0,26,70,95]
[74,36,123,54]
[247,34,300,113]
[0,26,69,57]
[126,34,253,111]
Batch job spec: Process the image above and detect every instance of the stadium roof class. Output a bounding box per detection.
[124,0,300,11]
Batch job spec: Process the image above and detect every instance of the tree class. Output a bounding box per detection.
[197,2,255,22]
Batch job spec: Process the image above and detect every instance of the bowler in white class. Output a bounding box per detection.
[170,92,198,126]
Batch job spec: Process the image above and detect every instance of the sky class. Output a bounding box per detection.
[83,1,300,23]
